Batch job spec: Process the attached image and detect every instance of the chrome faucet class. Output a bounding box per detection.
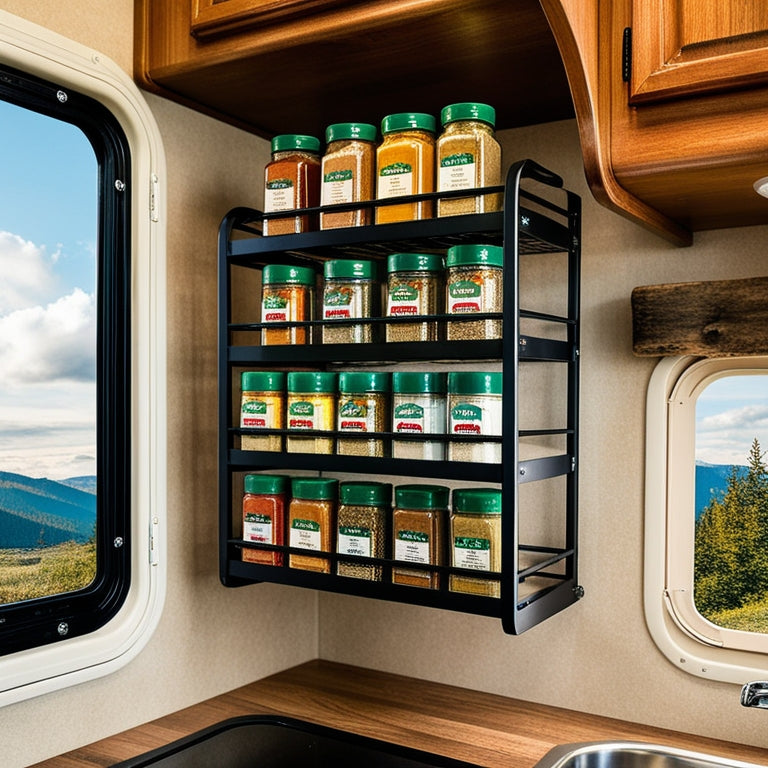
[741,681,768,708]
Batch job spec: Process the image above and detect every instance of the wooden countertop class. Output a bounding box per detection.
[30,660,768,767]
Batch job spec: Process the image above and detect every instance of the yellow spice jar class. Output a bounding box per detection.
[286,371,337,454]
[375,112,436,224]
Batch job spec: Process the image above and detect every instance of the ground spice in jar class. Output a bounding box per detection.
[336,371,390,457]
[449,487,502,597]
[286,371,337,454]
[321,259,377,344]
[375,113,436,224]
[240,371,285,452]
[448,371,502,463]
[260,264,316,346]
[242,473,288,566]
[263,134,321,235]
[392,484,449,589]
[288,477,337,573]
[436,102,502,217]
[445,244,503,341]
[385,252,443,342]
[320,123,377,230]
[336,481,391,581]
[392,371,447,461]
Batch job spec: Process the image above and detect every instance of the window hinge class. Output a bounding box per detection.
[622,27,632,83]
[150,172,159,222]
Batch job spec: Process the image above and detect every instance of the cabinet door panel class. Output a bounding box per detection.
[630,0,768,104]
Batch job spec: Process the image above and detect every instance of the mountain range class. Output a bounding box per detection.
[0,471,96,549]
[695,461,746,520]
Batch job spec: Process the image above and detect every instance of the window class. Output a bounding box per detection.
[645,356,768,683]
[0,12,165,704]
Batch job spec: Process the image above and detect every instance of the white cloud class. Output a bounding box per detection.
[0,230,57,313]
[698,404,768,432]
[0,288,96,385]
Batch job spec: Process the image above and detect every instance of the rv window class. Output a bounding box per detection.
[645,356,768,684]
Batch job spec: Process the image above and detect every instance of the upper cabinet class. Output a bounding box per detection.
[135,0,768,245]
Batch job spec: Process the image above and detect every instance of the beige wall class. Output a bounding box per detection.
[2,2,768,766]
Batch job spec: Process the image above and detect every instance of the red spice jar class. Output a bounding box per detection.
[263,134,321,235]
[242,473,288,565]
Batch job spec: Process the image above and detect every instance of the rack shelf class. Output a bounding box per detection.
[218,158,582,634]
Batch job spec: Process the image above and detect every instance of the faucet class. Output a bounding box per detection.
[741,681,768,708]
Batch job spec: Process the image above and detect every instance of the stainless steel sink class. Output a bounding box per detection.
[532,742,766,768]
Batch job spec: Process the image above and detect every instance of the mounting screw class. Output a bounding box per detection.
[519,467,526,476]
[114,179,126,192]
[56,90,68,103]
[573,585,585,599]
[114,536,124,548]
[57,622,69,636]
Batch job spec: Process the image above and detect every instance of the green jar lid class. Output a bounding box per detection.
[387,252,443,273]
[452,487,502,515]
[324,259,376,280]
[325,123,377,143]
[440,102,496,127]
[392,371,447,395]
[262,264,316,286]
[445,244,503,268]
[340,481,392,507]
[338,371,391,393]
[241,371,285,392]
[244,473,289,495]
[448,371,502,395]
[291,477,338,501]
[394,484,450,510]
[381,113,436,134]
[271,134,321,153]
[287,371,338,393]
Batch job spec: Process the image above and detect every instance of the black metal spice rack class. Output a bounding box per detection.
[218,158,582,634]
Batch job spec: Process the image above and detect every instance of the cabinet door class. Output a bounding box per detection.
[630,0,768,104]
[191,0,351,39]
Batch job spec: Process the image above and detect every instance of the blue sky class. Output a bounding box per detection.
[0,100,97,480]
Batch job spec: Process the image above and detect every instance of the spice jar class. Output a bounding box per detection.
[445,244,503,341]
[240,371,285,452]
[288,476,337,573]
[448,371,502,463]
[320,123,377,230]
[336,371,390,457]
[375,113,436,224]
[392,371,447,461]
[260,264,316,346]
[242,473,288,566]
[263,134,321,235]
[385,252,443,343]
[286,371,337,454]
[392,484,449,589]
[336,481,392,581]
[436,102,502,217]
[321,259,378,344]
[449,487,502,597]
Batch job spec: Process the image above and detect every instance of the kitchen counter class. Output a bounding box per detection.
[29,660,768,767]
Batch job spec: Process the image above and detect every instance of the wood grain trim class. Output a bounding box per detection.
[632,276,768,356]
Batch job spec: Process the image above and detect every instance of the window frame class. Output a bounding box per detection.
[0,9,166,704]
[645,355,768,684]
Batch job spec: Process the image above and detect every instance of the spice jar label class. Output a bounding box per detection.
[451,403,483,434]
[290,518,322,551]
[454,536,491,570]
[322,169,354,206]
[241,398,271,428]
[439,152,476,190]
[448,279,482,313]
[289,400,317,429]
[395,529,430,563]
[387,283,420,316]
[265,178,295,212]
[338,525,372,558]
[378,162,413,199]
[323,287,353,319]
[244,513,273,543]
[338,398,371,432]
[393,402,425,433]
[262,291,290,323]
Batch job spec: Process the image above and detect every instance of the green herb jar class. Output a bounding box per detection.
[391,371,447,461]
[449,487,502,597]
[337,481,392,581]
[447,371,503,463]
[336,371,390,457]
[385,252,443,343]
[286,371,337,454]
[321,259,378,344]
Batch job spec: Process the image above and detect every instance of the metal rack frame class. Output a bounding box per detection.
[217,158,582,634]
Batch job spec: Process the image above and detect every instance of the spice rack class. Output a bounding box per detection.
[218,159,582,634]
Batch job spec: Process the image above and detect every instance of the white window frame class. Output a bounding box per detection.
[0,10,166,704]
[645,355,768,684]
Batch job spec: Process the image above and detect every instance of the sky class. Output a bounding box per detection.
[0,100,97,480]
[696,373,768,467]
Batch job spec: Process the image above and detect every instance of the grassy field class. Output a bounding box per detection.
[705,599,768,633]
[0,541,96,604]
